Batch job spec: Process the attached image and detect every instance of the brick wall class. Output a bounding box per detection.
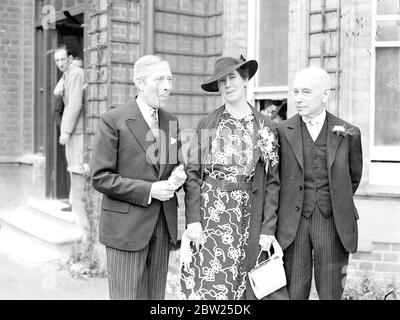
[222,0,248,57]
[0,0,34,158]
[348,241,400,288]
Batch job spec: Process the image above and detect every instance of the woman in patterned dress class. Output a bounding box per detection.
[179,56,285,300]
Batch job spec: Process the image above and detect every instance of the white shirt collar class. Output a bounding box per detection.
[136,95,158,124]
[302,109,326,126]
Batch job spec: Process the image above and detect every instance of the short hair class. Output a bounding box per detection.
[133,55,168,85]
[296,66,331,91]
[54,45,73,57]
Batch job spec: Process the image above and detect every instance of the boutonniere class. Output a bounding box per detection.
[332,124,356,137]
[257,120,279,168]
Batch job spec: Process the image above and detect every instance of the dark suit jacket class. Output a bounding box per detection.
[183,105,281,299]
[276,112,363,254]
[91,99,181,251]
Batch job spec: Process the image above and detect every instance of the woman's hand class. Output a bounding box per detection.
[259,234,276,252]
[185,222,204,250]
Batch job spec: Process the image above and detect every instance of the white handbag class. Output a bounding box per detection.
[248,240,287,299]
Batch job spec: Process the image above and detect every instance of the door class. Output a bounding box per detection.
[34,10,84,200]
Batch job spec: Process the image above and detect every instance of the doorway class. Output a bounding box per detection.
[52,13,84,201]
[34,10,84,201]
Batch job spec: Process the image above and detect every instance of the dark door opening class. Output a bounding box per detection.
[52,13,84,200]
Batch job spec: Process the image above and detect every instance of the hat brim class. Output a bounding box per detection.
[201,59,258,92]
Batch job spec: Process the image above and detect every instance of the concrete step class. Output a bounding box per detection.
[27,198,78,228]
[0,207,83,263]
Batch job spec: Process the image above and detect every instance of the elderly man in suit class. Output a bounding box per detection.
[91,55,186,300]
[53,47,85,211]
[276,67,363,300]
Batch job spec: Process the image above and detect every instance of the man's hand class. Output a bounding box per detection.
[185,222,204,250]
[168,164,187,190]
[259,234,276,252]
[59,133,70,145]
[150,180,176,202]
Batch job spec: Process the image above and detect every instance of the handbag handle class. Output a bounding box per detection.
[256,240,284,266]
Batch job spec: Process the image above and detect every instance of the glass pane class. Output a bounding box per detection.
[375,47,400,146]
[376,20,400,41]
[258,0,288,87]
[377,0,400,15]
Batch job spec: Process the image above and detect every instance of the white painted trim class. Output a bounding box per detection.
[376,15,400,20]
[252,86,289,93]
[370,0,377,165]
[247,0,258,105]
[375,41,400,47]
[253,86,288,100]
[370,0,400,164]
[247,1,289,106]
[371,147,400,161]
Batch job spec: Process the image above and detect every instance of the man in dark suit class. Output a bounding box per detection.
[91,55,186,300]
[276,67,363,300]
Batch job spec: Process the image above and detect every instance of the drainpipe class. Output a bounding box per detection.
[145,0,155,54]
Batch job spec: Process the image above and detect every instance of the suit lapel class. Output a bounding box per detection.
[284,114,304,172]
[125,100,159,172]
[326,111,343,171]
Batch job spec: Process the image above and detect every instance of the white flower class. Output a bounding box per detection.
[333,125,345,133]
[216,292,228,300]
[214,199,225,213]
[210,258,222,272]
[228,247,240,260]
[188,292,201,300]
[185,277,195,289]
[223,144,236,155]
[222,233,234,245]
[208,207,220,222]
[242,134,252,145]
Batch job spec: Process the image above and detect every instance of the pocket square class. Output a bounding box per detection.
[170,137,177,145]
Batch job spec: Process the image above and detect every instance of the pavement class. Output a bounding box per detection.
[0,196,399,300]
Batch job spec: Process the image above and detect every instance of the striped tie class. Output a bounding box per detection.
[149,107,160,164]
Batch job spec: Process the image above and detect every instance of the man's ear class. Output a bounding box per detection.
[135,77,145,91]
[322,88,330,104]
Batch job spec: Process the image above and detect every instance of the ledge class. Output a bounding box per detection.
[68,163,90,175]
[0,153,45,166]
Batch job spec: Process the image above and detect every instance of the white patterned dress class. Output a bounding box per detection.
[179,110,256,300]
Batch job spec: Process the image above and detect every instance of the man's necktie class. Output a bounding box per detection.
[306,119,318,142]
[149,107,160,164]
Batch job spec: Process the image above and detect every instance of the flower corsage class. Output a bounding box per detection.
[256,120,279,171]
[332,124,356,137]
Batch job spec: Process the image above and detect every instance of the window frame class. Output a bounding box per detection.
[247,0,288,110]
[370,0,400,161]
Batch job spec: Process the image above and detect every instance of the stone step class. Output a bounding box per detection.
[0,207,83,262]
[27,198,79,228]
[0,225,62,263]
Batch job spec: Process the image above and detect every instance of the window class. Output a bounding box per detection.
[372,0,400,161]
[248,0,288,122]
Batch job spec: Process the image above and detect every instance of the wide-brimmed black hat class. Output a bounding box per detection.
[201,55,258,92]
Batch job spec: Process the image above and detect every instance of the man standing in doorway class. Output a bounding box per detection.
[53,46,84,211]
[276,66,363,299]
[91,55,186,299]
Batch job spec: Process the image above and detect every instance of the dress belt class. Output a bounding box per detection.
[205,176,252,192]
